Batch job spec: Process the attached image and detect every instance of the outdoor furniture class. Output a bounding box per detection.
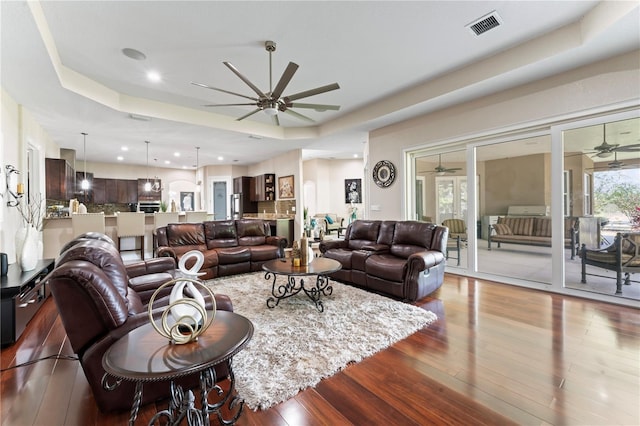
[581,232,640,294]
[442,219,467,241]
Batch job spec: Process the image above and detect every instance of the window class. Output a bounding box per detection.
[583,173,592,215]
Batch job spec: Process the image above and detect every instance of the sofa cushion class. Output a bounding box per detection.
[204,220,238,249]
[166,223,206,247]
[347,220,381,250]
[323,248,353,269]
[236,219,267,246]
[377,221,396,246]
[366,254,406,282]
[325,214,334,225]
[493,223,512,235]
[247,245,281,262]
[533,217,552,237]
[215,246,251,265]
[390,221,433,259]
[499,217,534,236]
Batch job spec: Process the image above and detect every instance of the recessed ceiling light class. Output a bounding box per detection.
[218,156,224,161]
[164,160,171,164]
[122,48,146,61]
[117,156,124,161]
[353,154,358,158]
[121,146,128,151]
[174,152,180,157]
[147,71,161,82]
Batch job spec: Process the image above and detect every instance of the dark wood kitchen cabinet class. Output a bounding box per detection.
[75,171,94,203]
[45,158,74,201]
[92,178,106,203]
[118,179,138,203]
[251,173,275,202]
[233,176,257,213]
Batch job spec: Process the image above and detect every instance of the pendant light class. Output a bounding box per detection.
[81,132,90,190]
[195,146,201,193]
[144,141,152,192]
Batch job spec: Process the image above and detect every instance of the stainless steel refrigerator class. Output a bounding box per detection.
[230,194,243,219]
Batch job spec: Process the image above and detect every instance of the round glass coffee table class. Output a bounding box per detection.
[102,311,253,426]
[262,257,341,312]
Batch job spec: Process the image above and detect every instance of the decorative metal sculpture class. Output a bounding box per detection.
[148,250,216,344]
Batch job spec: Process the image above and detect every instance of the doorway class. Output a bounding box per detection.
[435,176,467,224]
[212,181,227,220]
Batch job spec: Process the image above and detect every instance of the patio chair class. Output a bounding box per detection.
[442,219,467,241]
[580,232,640,294]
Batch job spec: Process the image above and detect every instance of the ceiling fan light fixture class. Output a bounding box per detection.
[596,151,613,158]
[264,106,278,116]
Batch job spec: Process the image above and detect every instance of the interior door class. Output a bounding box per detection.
[435,176,467,224]
[212,181,227,220]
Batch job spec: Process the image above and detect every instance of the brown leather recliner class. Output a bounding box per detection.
[48,239,233,413]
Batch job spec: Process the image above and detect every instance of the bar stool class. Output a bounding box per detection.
[116,212,146,260]
[185,211,208,223]
[71,212,105,238]
[153,211,179,256]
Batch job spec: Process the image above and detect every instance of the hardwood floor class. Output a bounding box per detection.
[2,274,639,425]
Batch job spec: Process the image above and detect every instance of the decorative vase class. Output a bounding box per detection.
[19,226,38,271]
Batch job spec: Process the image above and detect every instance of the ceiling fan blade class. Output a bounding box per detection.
[284,83,340,102]
[236,108,262,121]
[271,62,299,100]
[272,115,280,126]
[223,62,267,98]
[615,143,640,152]
[190,82,258,101]
[203,103,257,107]
[289,103,341,111]
[283,108,315,123]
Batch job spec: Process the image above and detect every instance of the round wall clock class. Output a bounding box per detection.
[372,160,396,188]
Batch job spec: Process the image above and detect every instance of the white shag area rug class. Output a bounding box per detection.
[207,272,437,410]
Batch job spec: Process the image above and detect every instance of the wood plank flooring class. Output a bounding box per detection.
[1,274,639,425]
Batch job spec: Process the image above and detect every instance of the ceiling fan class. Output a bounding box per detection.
[191,41,340,126]
[588,152,633,171]
[428,154,462,175]
[588,123,640,158]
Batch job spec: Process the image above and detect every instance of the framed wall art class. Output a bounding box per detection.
[345,178,362,204]
[180,191,194,211]
[278,175,294,199]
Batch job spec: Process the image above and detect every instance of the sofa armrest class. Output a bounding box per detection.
[407,250,446,270]
[361,243,390,254]
[319,239,347,253]
[157,246,178,261]
[126,257,177,278]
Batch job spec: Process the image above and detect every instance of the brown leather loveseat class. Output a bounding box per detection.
[156,219,287,280]
[47,237,234,412]
[319,220,449,301]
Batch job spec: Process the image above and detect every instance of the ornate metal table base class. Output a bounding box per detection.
[103,362,244,426]
[265,271,333,312]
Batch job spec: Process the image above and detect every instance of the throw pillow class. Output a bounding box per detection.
[493,223,512,235]
[325,215,334,225]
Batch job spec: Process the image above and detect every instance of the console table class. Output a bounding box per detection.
[102,311,253,426]
[1,259,55,347]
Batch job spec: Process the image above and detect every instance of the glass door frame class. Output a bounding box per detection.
[404,107,638,306]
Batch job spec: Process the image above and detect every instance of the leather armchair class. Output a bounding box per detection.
[48,239,233,413]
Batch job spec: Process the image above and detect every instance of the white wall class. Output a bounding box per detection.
[1,89,54,262]
[368,50,640,220]
[303,158,365,220]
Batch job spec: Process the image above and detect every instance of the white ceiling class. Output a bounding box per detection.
[1,1,639,170]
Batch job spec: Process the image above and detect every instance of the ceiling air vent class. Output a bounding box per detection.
[466,11,502,36]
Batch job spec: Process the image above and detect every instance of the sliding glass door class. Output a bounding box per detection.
[563,116,640,301]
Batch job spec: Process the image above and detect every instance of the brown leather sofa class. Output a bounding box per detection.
[47,238,233,413]
[319,220,449,301]
[156,219,287,280]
